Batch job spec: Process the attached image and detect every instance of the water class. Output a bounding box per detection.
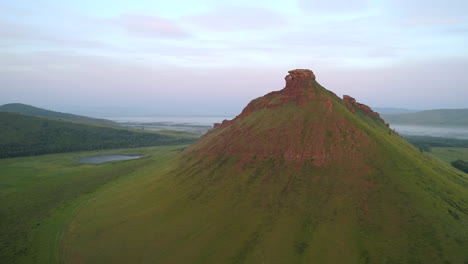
[79,155,143,164]
[390,124,468,139]
[105,116,233,126]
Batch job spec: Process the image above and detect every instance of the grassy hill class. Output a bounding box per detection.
[0,112,197,158]
[0,103,119,126]
[382,108,468,126]
[63,70,468,263]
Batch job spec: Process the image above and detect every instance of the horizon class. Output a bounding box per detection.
[3,101,468,119]
[1,0,467,115]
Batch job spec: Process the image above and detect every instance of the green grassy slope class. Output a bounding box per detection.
[63,76,468,263]
[0,145,185,264]
[0,112,197,158]
[382,108,468,126]
[0,103,119,126]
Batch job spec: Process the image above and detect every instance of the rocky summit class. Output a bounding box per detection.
[65,69,468,264]
[190,69,385,167]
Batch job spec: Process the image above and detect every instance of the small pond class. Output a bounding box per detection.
[79,155,143,164]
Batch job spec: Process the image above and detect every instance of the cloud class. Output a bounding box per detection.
[317,57,468,109]
[185,6,287,31]
[113,14,190,38]
[2,49,467,115]
[298,0,369,14]
[0,19,111,50]
[381,0,468,26]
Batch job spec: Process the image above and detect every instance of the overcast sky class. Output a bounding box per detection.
[1,0,467,116]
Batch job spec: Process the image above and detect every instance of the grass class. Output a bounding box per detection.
[62,80,468,263]
[0,145,186,264]
[400,135,468,173]
[3,78,467,263]
[403,135,468,152]
[429,147,468,164]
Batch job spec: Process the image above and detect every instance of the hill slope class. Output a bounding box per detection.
[382,108,468,126]
[0,103,119,126]
[64,70,468,263]
[0,112,196,158]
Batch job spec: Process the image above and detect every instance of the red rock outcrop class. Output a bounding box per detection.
[343,95,384,122]
[212,69,318,127]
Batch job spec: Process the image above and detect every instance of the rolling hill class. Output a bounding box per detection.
[64,70,468,263]
[0,112,197,158]
[0,103,119,126]
[382,108,468,126]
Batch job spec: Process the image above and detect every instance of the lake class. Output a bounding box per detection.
[79,155,143,164]
[105,116,233,126]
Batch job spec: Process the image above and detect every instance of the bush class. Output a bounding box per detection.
[451,159,468,173]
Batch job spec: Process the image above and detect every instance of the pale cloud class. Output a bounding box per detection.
[381,0,468,26]
[113,14,190,38]
[1,0,467,114]
[317,57,468,109]
[2,50,467,115]
[185,6,287,31]
[298,0,369,13]
[0,18,110,50]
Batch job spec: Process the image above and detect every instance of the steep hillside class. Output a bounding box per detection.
[382,108,468,126]
[0,103,119,126]
[64,70,468,264]
[0,112,197,158]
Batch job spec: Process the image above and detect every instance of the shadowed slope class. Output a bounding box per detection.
[64,70,468,264]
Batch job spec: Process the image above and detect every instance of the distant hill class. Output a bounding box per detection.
[382,108,468,126]
[373,107,419,114]
[0,103,119,127]
[0,112,197,158]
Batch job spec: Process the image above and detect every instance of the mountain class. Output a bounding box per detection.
[382,108,468,127]
[0,103,119,126]
[64,70,468,263]
[0,112,197,158]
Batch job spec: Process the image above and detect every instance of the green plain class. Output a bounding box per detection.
[429,147,468,164]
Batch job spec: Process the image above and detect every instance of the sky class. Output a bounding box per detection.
[1,0,467,116]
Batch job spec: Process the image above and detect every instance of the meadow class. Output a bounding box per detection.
[429,147,468,164]
[0,145,186,264]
